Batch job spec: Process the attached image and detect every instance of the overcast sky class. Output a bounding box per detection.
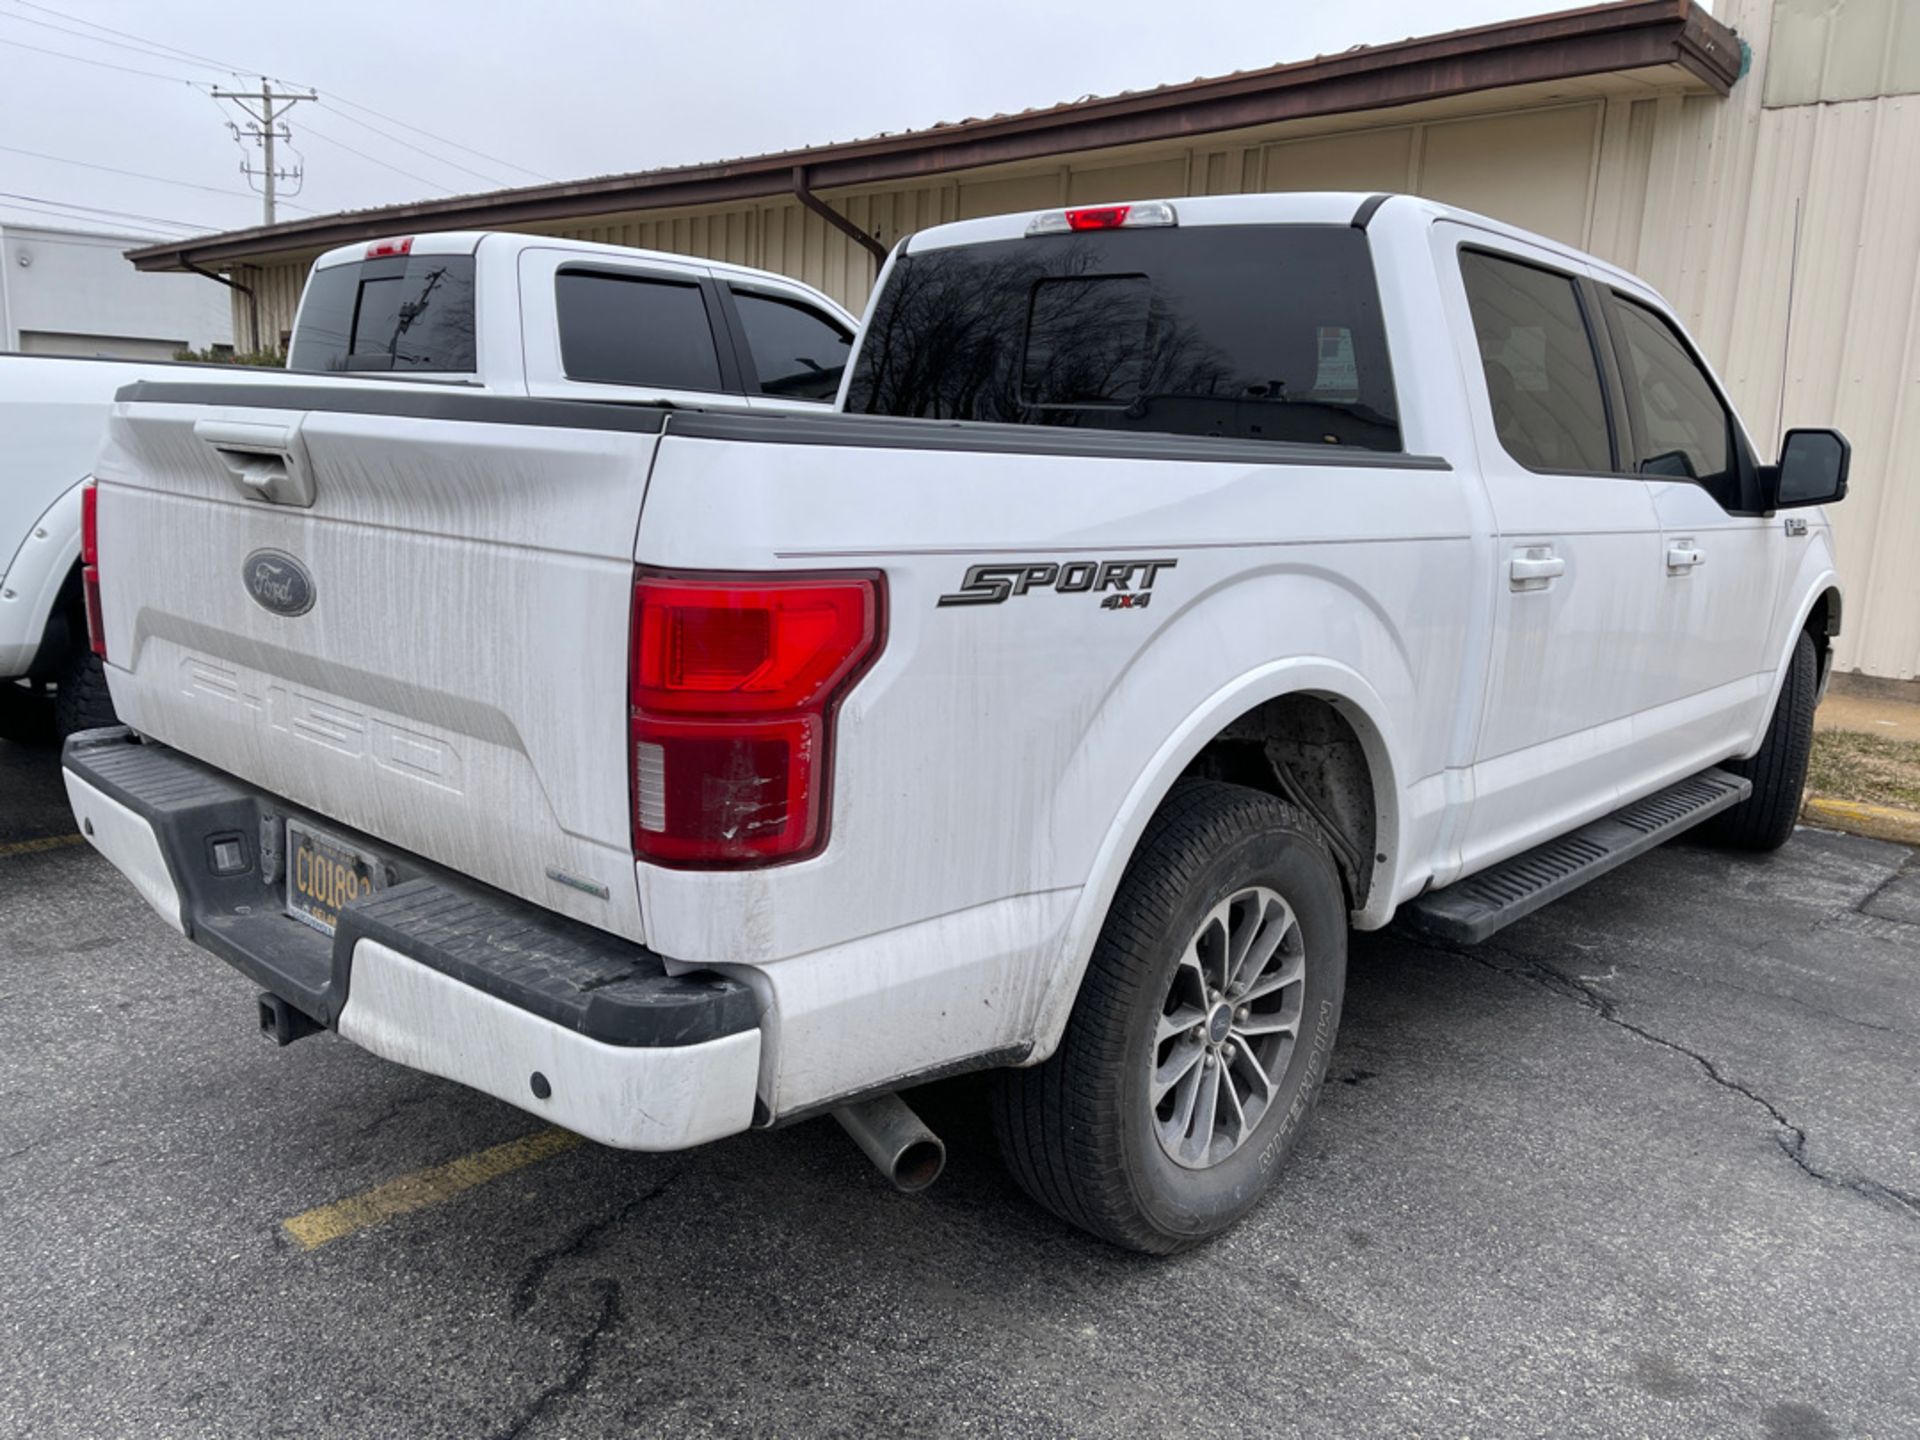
[0,0,1683,243]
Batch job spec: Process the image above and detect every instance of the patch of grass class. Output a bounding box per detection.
[1806,729,1920,812]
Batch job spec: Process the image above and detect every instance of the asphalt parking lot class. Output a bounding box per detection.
[2,737,1917,1439]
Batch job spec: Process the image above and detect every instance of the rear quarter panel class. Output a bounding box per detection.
[634,429,1473,1100]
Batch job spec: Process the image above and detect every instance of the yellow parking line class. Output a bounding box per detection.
[0,833,86,858]
[281,1127,583,1250]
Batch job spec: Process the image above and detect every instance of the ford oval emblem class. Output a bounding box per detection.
[242,549,315,617]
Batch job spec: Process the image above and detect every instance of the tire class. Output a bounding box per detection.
[0,678,58,747]
[52,645,118,740]
[1706,630,1817,852]
[993,780,1348,1253]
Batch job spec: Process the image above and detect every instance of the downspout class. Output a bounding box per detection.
[791,165,889,266]
[183,257,261,354]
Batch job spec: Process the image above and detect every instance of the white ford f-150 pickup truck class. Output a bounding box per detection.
[64,193,1848,1252]
[3,233,853,742]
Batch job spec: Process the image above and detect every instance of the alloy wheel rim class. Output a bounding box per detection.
[1148,884,1306,1170]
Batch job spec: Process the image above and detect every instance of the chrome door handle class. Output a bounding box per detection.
[1666,545,1705,572]
[1509,549,1566,590]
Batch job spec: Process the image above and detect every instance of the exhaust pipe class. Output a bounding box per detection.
[833,1091,946,1192]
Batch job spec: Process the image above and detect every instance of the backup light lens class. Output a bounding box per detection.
[630,572,882,867]
[1026,201,1178,236]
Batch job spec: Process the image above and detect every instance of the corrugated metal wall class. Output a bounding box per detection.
[224,0,1920,678]
[1618,0,1920,680]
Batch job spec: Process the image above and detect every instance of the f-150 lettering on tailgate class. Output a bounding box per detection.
[182,656,464,793]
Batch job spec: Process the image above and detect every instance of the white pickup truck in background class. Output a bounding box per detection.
[1,233,855,742]
[65,193,1849,1252]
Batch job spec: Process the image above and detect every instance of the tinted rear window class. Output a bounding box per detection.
[288,254,477,373]
[844,224,1400,450]
[731,290,853,401]
[554,271,723,392]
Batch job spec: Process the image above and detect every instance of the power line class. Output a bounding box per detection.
[0,32,205,85]
[0,5,247,76]
[0,141,316,213]
[0,199,173,239]
[319,93,555,184]
[295,122,456,196]
[0,1,555,214]
[1,0,251,74]
[312,100,516,190]
[0,189,208,231]
[2,0,554,187]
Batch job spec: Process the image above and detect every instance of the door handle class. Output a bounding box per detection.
[193,418,315,508]
[1509,549,1566,590]
[1666,544,1705,573]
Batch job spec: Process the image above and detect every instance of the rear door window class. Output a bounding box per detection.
[844,224,1401,450]
[288,254,477,373]
[1458,250,1613,474]
[554,271,723,392]
[730,290,853,401]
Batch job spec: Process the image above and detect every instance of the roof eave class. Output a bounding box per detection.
[128,0,1740,273]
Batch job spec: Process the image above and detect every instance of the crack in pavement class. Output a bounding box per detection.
[491,1277,623,1440]
[1450,940,1920,1225]
[1578,950,1919,1042]
[489,1173,680,1439]
[352,1091,442,1140]
[510,1170,679,1320]
[1854,851,1919,923]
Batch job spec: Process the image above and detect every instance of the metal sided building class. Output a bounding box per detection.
[126,0,1920,686]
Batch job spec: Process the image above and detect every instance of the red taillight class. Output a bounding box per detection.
[630,572,882,867]
[365,236,414,258]
[80,480,105,660]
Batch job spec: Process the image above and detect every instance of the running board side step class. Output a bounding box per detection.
[1402,767,1752,944]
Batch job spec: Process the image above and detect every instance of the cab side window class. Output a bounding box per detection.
[1459,250,1613,474]
[1608,296,1734,501]
[554,270,723,391]
[731,290,853,401]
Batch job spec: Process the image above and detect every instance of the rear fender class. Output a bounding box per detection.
[0,478,85,678]
[1028,656,1404,1061]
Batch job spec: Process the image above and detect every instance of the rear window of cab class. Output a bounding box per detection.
[288,254,478,374]
[844,223,1401,451]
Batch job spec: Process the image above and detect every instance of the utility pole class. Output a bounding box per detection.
[212,78,316,225]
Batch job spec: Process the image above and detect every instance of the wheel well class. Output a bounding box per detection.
[1178,693,1378,908]
[23,561,85,682]
[1805,587,1841,690]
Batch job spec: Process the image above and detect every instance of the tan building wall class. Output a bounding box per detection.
[227,0,1920,680]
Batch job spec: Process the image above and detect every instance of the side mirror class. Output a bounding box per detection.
[1762,428,1850,509]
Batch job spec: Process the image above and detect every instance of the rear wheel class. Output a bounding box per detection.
[993,780,1347,1253]
[1706,630,1816,852]
[52,646,117,740]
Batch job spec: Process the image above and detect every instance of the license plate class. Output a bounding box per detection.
[285,821,384,936]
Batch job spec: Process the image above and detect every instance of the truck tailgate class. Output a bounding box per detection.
[91,386,663,940]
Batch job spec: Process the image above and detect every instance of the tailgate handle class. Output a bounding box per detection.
[193,419,316,509]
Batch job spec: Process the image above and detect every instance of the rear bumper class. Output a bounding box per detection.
[61,728,761,1151]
